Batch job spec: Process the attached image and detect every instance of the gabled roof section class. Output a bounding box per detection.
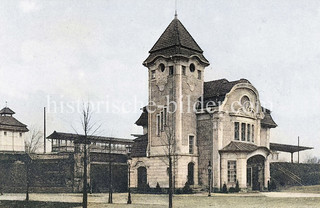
[135,107,148,126]
[0,107,15,115]
[261,107,277,128]
[199,78,250,108]
[204,78,251,100]
[220,141,258,152]
[144,18,209,66]
[131,134,148,158]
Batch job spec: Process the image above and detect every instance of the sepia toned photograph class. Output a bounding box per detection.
[0,0,319,207]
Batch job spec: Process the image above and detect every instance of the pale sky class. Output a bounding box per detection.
[0,0,319,161]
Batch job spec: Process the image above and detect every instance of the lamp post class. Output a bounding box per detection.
[208,161,212,197]
[126,146,132,204]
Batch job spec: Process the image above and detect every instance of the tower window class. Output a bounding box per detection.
[20,132,22,137]
[252,125,254,142]
[169,66,174,75]
[160,111,164,131]
[164,107,167,126]
[228,160,237,183]
[247,124,251,142]
[234,122,239,140]
[156,114,160,136]
[4,131,7,136]
[197,70,201,79]
[189,63,195,72]
[189,135,194,154]
[159,63,165,72]
[182,66,186,75]
[151,70,156,79]
[241,123,246,141]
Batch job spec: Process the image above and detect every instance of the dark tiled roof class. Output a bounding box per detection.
[144,18,209,66]
[131,134,148,157]
[0,116,28,132]
[220,141,259,152]
[0,107,15,115]
[261,107,277,128]
[270,142,313,153]
[135,107,148,126]
[203,78,250,100]
[198,78,250,108]
[47,131,133,144]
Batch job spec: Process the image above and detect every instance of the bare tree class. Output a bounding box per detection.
[304,155,320,164]
[25,127,43,153]
[73,103,101,208]
[158,111,177,208]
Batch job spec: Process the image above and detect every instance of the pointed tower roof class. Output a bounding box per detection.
[144,18,209,66]
[0,107,15,115]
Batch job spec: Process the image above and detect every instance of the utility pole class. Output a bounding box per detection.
[44,107,46,154]
[83,140,88,208]
[298,136,300,164]
[108,139,113,204]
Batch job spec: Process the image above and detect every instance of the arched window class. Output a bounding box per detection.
[241,96,251,110]
[189,63,195,72]
[159,63,165,72]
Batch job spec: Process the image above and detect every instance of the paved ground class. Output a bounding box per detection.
[1,192,320,208]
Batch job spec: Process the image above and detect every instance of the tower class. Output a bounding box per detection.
[143,16,209,187]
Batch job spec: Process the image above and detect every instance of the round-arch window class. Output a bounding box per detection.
[189,63,195,72]
[241,96,251,109]
[159,63,165,72]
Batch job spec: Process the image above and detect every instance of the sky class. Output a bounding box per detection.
[0,0,319,161]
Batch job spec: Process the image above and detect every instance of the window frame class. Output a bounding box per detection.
[189,63,195,72]
[197,70,201,79]
[159,63,165,72]
[228,160,237,183]
[241,123,246,141]
[234,122,239,140]
[252,124,254,142]
[156,114,161,136]
[247,124,251,142]
[182,65,186,75]
[151,70,156,79]
[188,135,194,154]
[169,66,174,75]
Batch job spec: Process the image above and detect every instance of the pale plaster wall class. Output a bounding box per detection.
[0,130,25,152]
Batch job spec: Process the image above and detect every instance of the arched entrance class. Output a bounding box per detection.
[137,166,147,190]
[187,162,194,185]
[247,155,265,191]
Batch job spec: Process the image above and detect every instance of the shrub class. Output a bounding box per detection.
[155,182,161,194]
[221,183,228,193]
[175,188,182,194]
[235,180,240,192]
[182,182,193,194]
[270,180,277,191]
[229,187,236,193]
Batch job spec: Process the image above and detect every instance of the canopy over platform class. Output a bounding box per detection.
[270,142,313,153]
[270,142,313,163]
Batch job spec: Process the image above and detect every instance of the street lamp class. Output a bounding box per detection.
[126,146,132,204]
[208,161,212,197]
